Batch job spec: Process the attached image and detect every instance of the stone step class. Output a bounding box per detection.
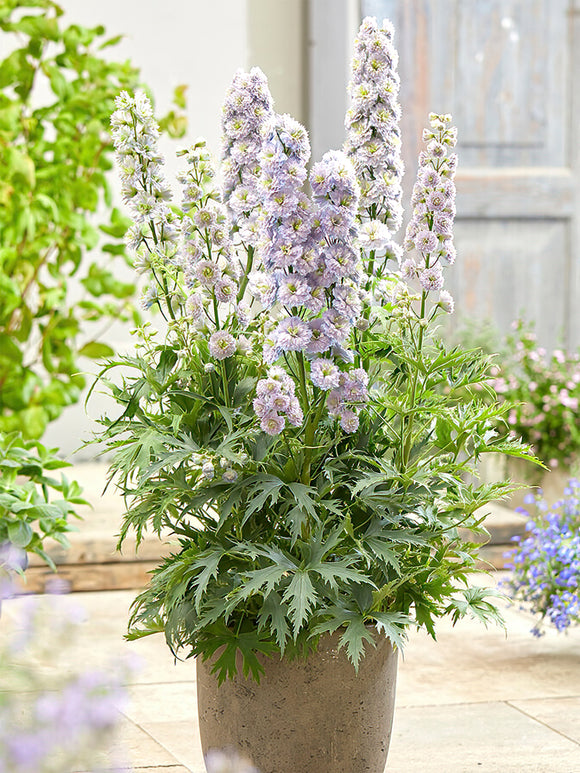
[22,463,174,594]
[465,501,529,570]
[22,465,529,592]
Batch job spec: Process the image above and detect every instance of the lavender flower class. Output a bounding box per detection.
[438,289,454,314]
[261,413,286,435]
[321,308,350,345]
[209,330,237,360]
[310,359,341,390]
[178,142,239,318]
[254,367,303,435]
[340,409,360,433]
[401,113,458,300]
[345,17,404,243]
[222,68,275,242]
[324,367,369,431]
[257,114,313,272]
[275,316,312,352]
[111,91,178,269]
[419,265,444,292]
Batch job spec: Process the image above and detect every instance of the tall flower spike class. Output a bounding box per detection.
[221,67,275,245]
[111,91,178,276]
[177,142,239,333]
[345,17,404,256]
[254,113,315,362]
[402,113,457,311]
[251,121,368,434]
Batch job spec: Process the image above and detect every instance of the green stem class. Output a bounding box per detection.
[297,352,309,416]
[402,289,427,466]
[296,352,315,485]
[220,361,230,408]
[301,394,326,486]
[237,245,254,303]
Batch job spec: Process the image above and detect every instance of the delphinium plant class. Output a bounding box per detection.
[0,547,130,772]
[504,480,580,636]
[96,17,533,683]
[492,319,580,470]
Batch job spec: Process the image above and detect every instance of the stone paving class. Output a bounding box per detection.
[2,579,580,772]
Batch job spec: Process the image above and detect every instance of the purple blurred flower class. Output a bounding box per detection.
[504,480,580,635]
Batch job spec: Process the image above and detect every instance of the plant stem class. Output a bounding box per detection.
[220,361,230,408]
[402,289,427,466]
[297,351,309,415]
[301,394,326,486]
[236,244,253,303]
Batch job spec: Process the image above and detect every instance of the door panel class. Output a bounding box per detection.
[361,0,579,348]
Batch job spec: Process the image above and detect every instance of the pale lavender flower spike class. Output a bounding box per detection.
[221,67,275,244]
[177,142,240,328]
[403,112,458,310]
[111,91,178,272]
[345,16,404,259]
[251,114,369,433]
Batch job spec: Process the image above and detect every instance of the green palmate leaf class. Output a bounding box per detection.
[286,482,318,518]
[446,586,506,629]
[240,474,285,524]
[338,617,377,670]
[257,591,290,651]
[370,611,410,650]
[193,547,228,611]
[283,570,318,633]
[236,562,293,600]
[363,537,401,572]
[199,624,278,685]
[313,558,371,590]
[285,505,308,543]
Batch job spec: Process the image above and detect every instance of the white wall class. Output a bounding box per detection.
[43,0,249,457]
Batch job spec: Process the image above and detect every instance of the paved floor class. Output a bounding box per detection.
[2,578,580,773]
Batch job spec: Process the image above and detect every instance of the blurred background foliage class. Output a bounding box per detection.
[0,0,185,567]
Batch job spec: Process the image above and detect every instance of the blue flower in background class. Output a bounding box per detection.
[504,479,580,636]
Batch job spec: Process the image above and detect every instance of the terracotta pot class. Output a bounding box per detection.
[196,631,398,773]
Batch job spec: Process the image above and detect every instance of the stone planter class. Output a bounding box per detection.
[197,630,398,773]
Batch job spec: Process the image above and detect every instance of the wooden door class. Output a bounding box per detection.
[361,0,580,349]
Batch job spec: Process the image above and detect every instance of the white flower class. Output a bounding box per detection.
[357,219,391,250]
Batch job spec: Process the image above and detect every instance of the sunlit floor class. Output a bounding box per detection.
[2,579,579,773]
